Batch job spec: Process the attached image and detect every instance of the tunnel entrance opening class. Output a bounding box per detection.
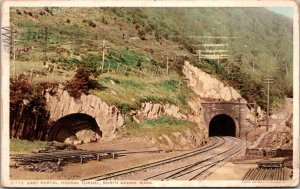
[209,114,236,137]
[50,113,102,144]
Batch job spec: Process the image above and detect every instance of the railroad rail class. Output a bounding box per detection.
[83,136,246,180]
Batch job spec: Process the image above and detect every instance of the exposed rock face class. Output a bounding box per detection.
[130,100,208,150]
[131,102,187,121]
[187,97,207,129]
[183,61,244,102]
[182,61,256,139]
[45,84,124,141]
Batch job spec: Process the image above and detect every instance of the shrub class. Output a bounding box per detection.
[87,20,97,28]
[101,17,109,24]
[10,74,50,140]
[138,29,146,40]
[10,74,33,105]
[65,68,102,98]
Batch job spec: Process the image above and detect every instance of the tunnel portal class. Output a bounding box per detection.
[209,114,236,137]
[50,113,102,144]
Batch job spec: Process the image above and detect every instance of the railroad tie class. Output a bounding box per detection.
[277,168,282,180]
[265,168,270,180]
[258,168,265,180]
[253,168,263,180]
[243,168,253,180]
[277,168,281,180]
[281,168,284,180]
[270,168,274,180]
[283,168,287,180]
[278,168,282,180]
[263,169,269,180]
[274,168,278,180]
[259,168,266,180]
[262,169,268,180]
[250,168,259,180]
[248,168,255,180]
[269,168,273,180]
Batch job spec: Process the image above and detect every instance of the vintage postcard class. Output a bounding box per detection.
[1,0,299,187]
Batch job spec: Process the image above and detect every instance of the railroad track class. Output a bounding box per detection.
[155,137,246,180]
[83,136,246,181]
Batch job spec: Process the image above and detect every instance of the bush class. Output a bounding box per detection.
[87,20,97,28]
[10,74,33,105]
[65,68,102,98]
[138,29,146,40]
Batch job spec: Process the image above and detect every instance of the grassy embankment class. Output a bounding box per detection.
[10,139,47,154]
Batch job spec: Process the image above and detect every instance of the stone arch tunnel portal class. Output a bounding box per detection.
[50,113,102,144]
[209,114,236,137]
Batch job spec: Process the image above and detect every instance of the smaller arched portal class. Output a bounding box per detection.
[209,114,236,137]
[49,113,102,144]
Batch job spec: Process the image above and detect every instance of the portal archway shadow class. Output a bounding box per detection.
[49,113,102,143]
[209,114,236,137]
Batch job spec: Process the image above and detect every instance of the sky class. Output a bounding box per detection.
[267,7,294,19]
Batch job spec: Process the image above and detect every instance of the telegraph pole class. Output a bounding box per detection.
[2,27,17,79]
[263,76,274,132]
[43,27,48,65]
[13,32,17,79]
[101,40,106,70]
[166,55,169,75]
[197,50,202,61]
[238,97,241,138]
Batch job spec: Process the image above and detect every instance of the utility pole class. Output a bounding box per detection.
[166,55,169,75]
[101,40,106,70]
[2,27,17,79]
[263,76,274,132]
[43,27,48,65]
[226,66,230,75]
[13,32,17,79]
[254,102,257,133]
[197,50,202,61]
[238,97,241,138]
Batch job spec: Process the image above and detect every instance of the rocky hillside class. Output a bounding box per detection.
[8,7,293,148]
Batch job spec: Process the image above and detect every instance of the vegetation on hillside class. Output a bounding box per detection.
[9,7,293,111]
[124,116,199,138]
[93,72,194,113]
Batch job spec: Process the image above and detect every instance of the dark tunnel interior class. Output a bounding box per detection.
[209,114,236,137]
[50,113,102,143]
